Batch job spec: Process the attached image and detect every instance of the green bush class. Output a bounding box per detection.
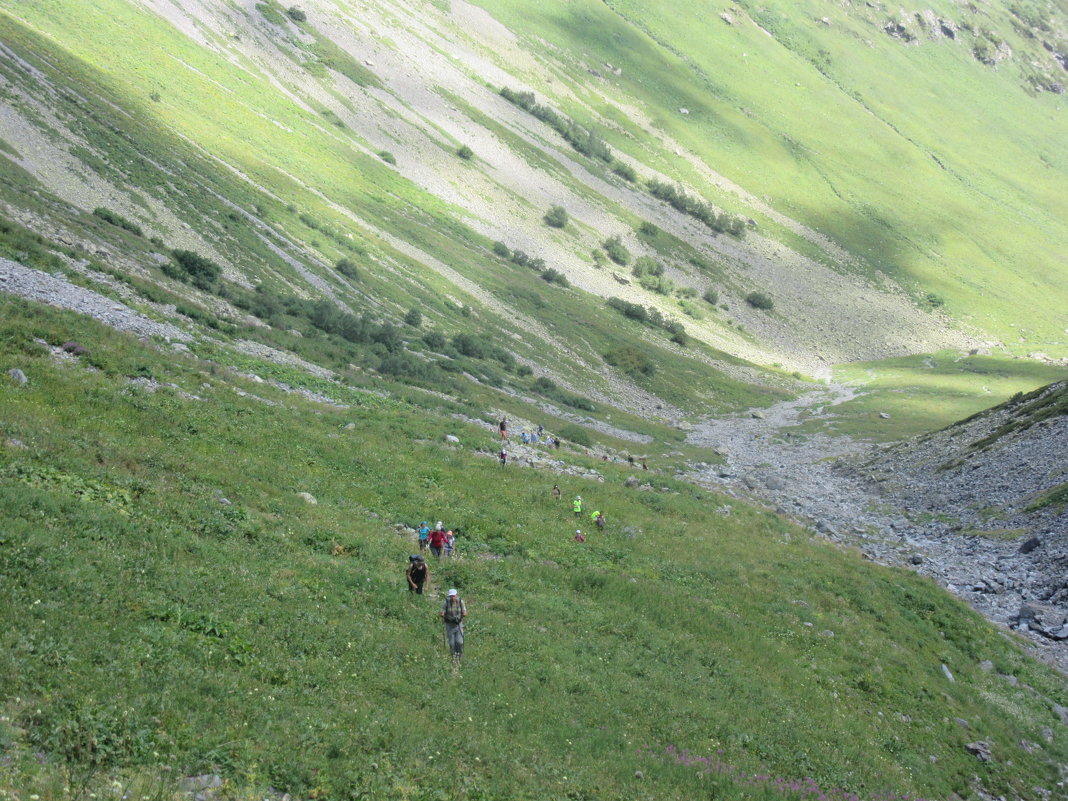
[457,144,474,160]
[421,330,446,350]
[631,256,663,278]
[602,235,631,266]
[541,269,569,288]
[452,332,485,358]
[745,291,774,311]
[492,241,511,259]
[404,308,422,328]
[336,258,361,280]
[378,150,396,165]
[611,160,637,182]
[285,6,306,22]
[676,286,698,299]
[637,221,659,238]
[703,287,719,305]
[170,249,221,290]
[92,208,142,237]
[604,345,655,378]
[544,205,569,228]
[606,297,647,323]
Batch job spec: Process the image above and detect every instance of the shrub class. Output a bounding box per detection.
[602,235,631,266]
[451,333,485,358]
[533,376,556,391]
[676,286,698,299]
[703,288,719,305]
[637,221,659,238]
[170,249,221,290]
[336,258,361,280]
[421,330,446,350]
[606,297,647,323]
[631,256,662,278]
[492,241,511,259]
[591,249,606,268]
[611,160,637,182]
[404,308,422,328]
[378,150,396,165]
[285,6,306,22]
[745,291,774,310]
[544,205,569,228]
[516,364,533,377]
[604,346,655,378]
[457,144,474,160]
[92,208,142,237]
[510,250,529,267]
[541,269,569,288]
[925,292,945,308]
[639,274,674,295]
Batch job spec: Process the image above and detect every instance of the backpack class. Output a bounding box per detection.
[444,596,464,624]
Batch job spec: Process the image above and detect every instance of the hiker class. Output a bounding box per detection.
[553,436,561,449]
[641,459,648,471]
[537,424,544,437]
[428,523,448,558]
[521,430,530,444]
[407,554,429,594]
[530,431,539,445]
[572,495,582,517]
[444,530,455,558]
[417,521,431,551]
[551,484,561,501]
[594,511,606,531]
[574,529,585,543]
[499,418,508,440]
[498,448,507,466]
[590,509,601,525]
[441,588,467,663]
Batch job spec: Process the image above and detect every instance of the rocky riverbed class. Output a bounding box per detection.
[688,383,1068,674]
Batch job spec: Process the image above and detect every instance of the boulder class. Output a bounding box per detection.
[1019,536,1041,554]
[623,475,641,488]
[445,434,460,443]
[964,740,991,761]
[297,492,318,505]
[7,368,27,386]
[751,410,766,419]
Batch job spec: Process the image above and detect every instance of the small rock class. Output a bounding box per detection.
[7,368,27,386]
[964,740,991,761]
[445,434,460,443]
[180,775,223,793]
[344,422,356,430]
[819,629,834,638]
[4,438,28,449]
[217,497,232,506]
[297,492,318,505]
[878,412,891,419]
[1019,536,1041,554]
[624,476,641,488]
[978,660,994,672]
[751,410,766,419]
[61,341,89,356]
[634,770,644,779]
[941,663,955,682]
[910,554,924,565]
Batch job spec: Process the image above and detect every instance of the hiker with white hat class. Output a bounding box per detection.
[441,589,468,663]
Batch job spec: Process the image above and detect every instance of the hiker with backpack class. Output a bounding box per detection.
[407,554,429,594]
[417,521,431,551]
[594,511,606,531]
[551,484,561,501]
[498,448,507,466]
[499,418,508,440]
[441,588,467,663]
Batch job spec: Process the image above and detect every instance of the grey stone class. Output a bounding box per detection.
[297,492,318,505]
[624,475,640,488]
[181,775,223,792]
[1019,536,1041,554]
[978,660,994,672]
[445,434,460,443]
[751,410,766,419]
[6,368,27,386]
[942,663,955,682]
[964,740,992,761]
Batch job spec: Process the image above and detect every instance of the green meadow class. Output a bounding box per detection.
[3,297,1068,800]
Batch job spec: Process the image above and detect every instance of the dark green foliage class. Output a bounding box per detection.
[646,179,745,238]
[544,205,569,228]
[403,308,422,328]
[336,257,361,280]
[500,87,613,163]
[510,249,529,267]
[170,249,221,290]
[602,235,631,266]
[607,297,647,323]
[285,6,306,22]
[421,330,446,350]
[91,207,142,237]
[605,345,656,378]
[256,3,286,25]
[924,292,945,308]
[492,241,511,259]
[541,269,569,288]
[745,291,774,311]
[638,221,659,238]
[611,160,637,182]
[457,144,474,160]
[451,332,485,358]
[703,287,719,305]
[377,150,396,165]
[631,256,663,278]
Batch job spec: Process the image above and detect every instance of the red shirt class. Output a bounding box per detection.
[428,528,448,548]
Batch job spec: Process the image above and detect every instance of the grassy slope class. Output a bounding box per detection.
[474,0,1068,349]
[2,296,1068,801]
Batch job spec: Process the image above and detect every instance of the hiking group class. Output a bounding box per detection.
[407,417,617,667]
